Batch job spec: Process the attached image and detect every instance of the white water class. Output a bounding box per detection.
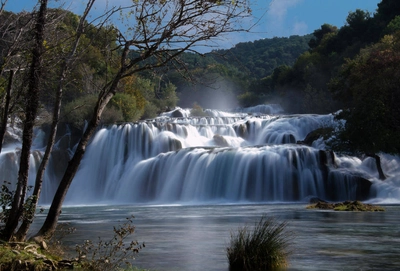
[1,104,400,205]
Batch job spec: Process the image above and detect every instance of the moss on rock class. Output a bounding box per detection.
[307,200,385,212]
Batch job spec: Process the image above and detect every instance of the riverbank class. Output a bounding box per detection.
[0,241,72,270]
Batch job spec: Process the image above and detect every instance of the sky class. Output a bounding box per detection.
[5,0,382,51]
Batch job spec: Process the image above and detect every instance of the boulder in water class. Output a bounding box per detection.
[307,200,385,212]
[3,131,21,145]
[171,109,185,118]
[213,134,230,147]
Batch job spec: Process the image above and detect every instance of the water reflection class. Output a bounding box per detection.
[31,204,400,271]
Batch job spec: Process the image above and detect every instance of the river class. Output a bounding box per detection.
[31,203,400,271]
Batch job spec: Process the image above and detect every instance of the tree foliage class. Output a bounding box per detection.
[329,33,400,154]
[0,0,252,241]
[259,0,400,115]
[210,35,311,80]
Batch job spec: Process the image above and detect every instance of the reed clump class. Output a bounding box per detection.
[227,215,292,271]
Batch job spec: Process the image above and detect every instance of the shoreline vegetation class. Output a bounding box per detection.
[0,241,72,271]
[0,215,146,270]
[307,200,385,212]
[0,241,147,271]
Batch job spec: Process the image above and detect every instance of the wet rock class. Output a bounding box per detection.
[165,137,182,151]
[307,200,385,212]
[3,130,21,145]
[297,127,334,146]
[171,109,184,118]
[213,134,230,147]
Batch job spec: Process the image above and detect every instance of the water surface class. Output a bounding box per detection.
[32,204,400,270]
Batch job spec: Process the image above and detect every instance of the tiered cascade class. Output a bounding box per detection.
[1,105,399,205]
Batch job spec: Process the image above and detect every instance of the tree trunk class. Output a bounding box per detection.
[0,70,14,153]
[34,78,120,239]
[1,0,48,241]
[366,153,386,180]
[15,80,62,241]
[15,0,96,242]
[31,0,251,239]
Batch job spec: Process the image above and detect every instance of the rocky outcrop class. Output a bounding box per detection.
[233,121,250,139]
[307,200,385,212]
[3,130,21,145]
[169,137,183,151]
[297,127,334,146]
[171,109,185,118]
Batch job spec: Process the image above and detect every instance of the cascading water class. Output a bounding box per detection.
[1,104,399,205]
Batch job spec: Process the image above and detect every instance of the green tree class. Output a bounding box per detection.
[308,24,338,49]
[329,33,400,163]
[376,0,400,25]
[0,0,251,242]
[110,93,142,122]
[33,0,251,239]
[1,0,48,241]
[384,15,400,34]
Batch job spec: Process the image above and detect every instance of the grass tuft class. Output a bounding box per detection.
[227,215,292,271]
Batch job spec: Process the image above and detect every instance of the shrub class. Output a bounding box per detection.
[141,102,159,120]
[101,106,125,125]
[190,102,208,117]
[75,216,144,271]
[110,93,144,122]
[237,91,262,108]
[0,181,37,230]
[62,95,98,128]
[62,94,132,128]
[227,215,292,271]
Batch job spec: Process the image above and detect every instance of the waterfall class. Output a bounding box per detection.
[110,145,330,204]
[1,106,400,205]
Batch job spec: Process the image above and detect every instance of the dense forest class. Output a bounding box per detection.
[267,0,400,155]
[1,0,400,155]
[166,35,311,109]
[171,0,400,156]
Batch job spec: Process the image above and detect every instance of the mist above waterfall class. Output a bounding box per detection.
[177,76,240,110]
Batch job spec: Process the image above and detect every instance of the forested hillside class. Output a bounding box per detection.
[1,0,399,156]
[252,0,400,116]
[0,8,179,128]
[262,0,400,155]
[210,35,312,79]
[166,0,400,156]
[165,35,311,109]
